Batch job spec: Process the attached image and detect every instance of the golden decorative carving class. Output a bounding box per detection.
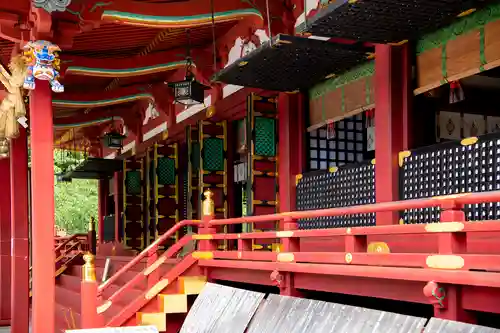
[82,253,96,282]
[145,279,169,300]
[346,228,352,235]
[426,255,465,269]
[345,253,353,264]
[97,300,112,314]
[202,189,215,217]
[206,105,216,118]
[367,242,390,253]
[276,253,294,262]
[237,252,242,259]
[424,222,465,233]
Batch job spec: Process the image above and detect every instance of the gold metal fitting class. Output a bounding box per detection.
[82,252,96,282]
[88,216,95,232]
[202,189,215,217]
[206,105,216,118]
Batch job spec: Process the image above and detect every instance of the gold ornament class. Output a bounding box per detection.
[0,55,28,141]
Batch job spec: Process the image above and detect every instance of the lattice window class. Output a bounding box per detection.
[401,134,500,223]
[308,114,366,171]
[125,170,141,195]
[254,117,276,157]
[157,157,175,185]
[296,162,375,229]
[203,138,224,171]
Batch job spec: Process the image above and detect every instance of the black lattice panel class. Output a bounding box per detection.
[296,162,375,229]
[401,134,500,224]
[308,114,366,171]
[305,0,495,43]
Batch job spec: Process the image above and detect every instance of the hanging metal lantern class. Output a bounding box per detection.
[168,77,207,105]
[103,130,126,149]
[167,30,209,106]
[0,139,9,159]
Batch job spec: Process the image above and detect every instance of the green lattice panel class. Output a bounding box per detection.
[255,117,276,157]
[157,157,175,185]
[191,142,200,172]
[126,170,141,195]
[203,137,224,171]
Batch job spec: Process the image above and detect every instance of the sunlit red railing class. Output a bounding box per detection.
[81,190,500,328]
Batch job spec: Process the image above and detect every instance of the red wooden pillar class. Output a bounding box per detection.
[374,44,408,225]
[97,179,107,245]
[433,202,475,323]
[30,80,55,333]
[10,128,30,333]
[278,92,305,217]
[113,171,121,242]
[0,157,11,325]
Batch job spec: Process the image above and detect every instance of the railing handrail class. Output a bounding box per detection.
[55,233,87,253]
[103,234,193,304]
[98,219,200,292]
[208,191,500,226]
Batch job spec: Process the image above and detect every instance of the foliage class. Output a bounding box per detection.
[53,149,97,235]
[29,149,98,235]
[54,178,98,235]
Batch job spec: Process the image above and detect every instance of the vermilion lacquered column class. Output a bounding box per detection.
[30,80,55,333]
[97,179,106,245]
[277,92,305,297]
[278,92,305,216]
[114,171,121,242]
[10,127,30,333]
[374,45,407,225]
[0,158,11,325]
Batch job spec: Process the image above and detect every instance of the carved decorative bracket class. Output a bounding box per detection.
[32,0,72,13]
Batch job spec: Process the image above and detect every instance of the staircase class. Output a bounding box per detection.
[55,253,207,332]
[53,217,206,332]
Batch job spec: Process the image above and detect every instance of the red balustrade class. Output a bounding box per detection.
[81,190,500,326]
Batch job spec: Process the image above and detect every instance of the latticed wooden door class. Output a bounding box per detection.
[245,93,279,251]
[123,158,144,251]
[186,125,200,224]
[198,120,228,249]
[151,142,180,248]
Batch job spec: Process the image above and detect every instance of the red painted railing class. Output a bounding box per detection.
[81,190,500,327]
[98,220,201,294]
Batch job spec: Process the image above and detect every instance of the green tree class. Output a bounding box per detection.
[29,149,98,235]
[54,178,98,234]
[53,150,98,235]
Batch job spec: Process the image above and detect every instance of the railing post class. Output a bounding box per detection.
[281,217,299,252]
[276,217,302,297]
[80,253,104,328]
[199,190,217,252]
[198,190,216,281]
[88,217,97,254]
[426,201,474,323]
